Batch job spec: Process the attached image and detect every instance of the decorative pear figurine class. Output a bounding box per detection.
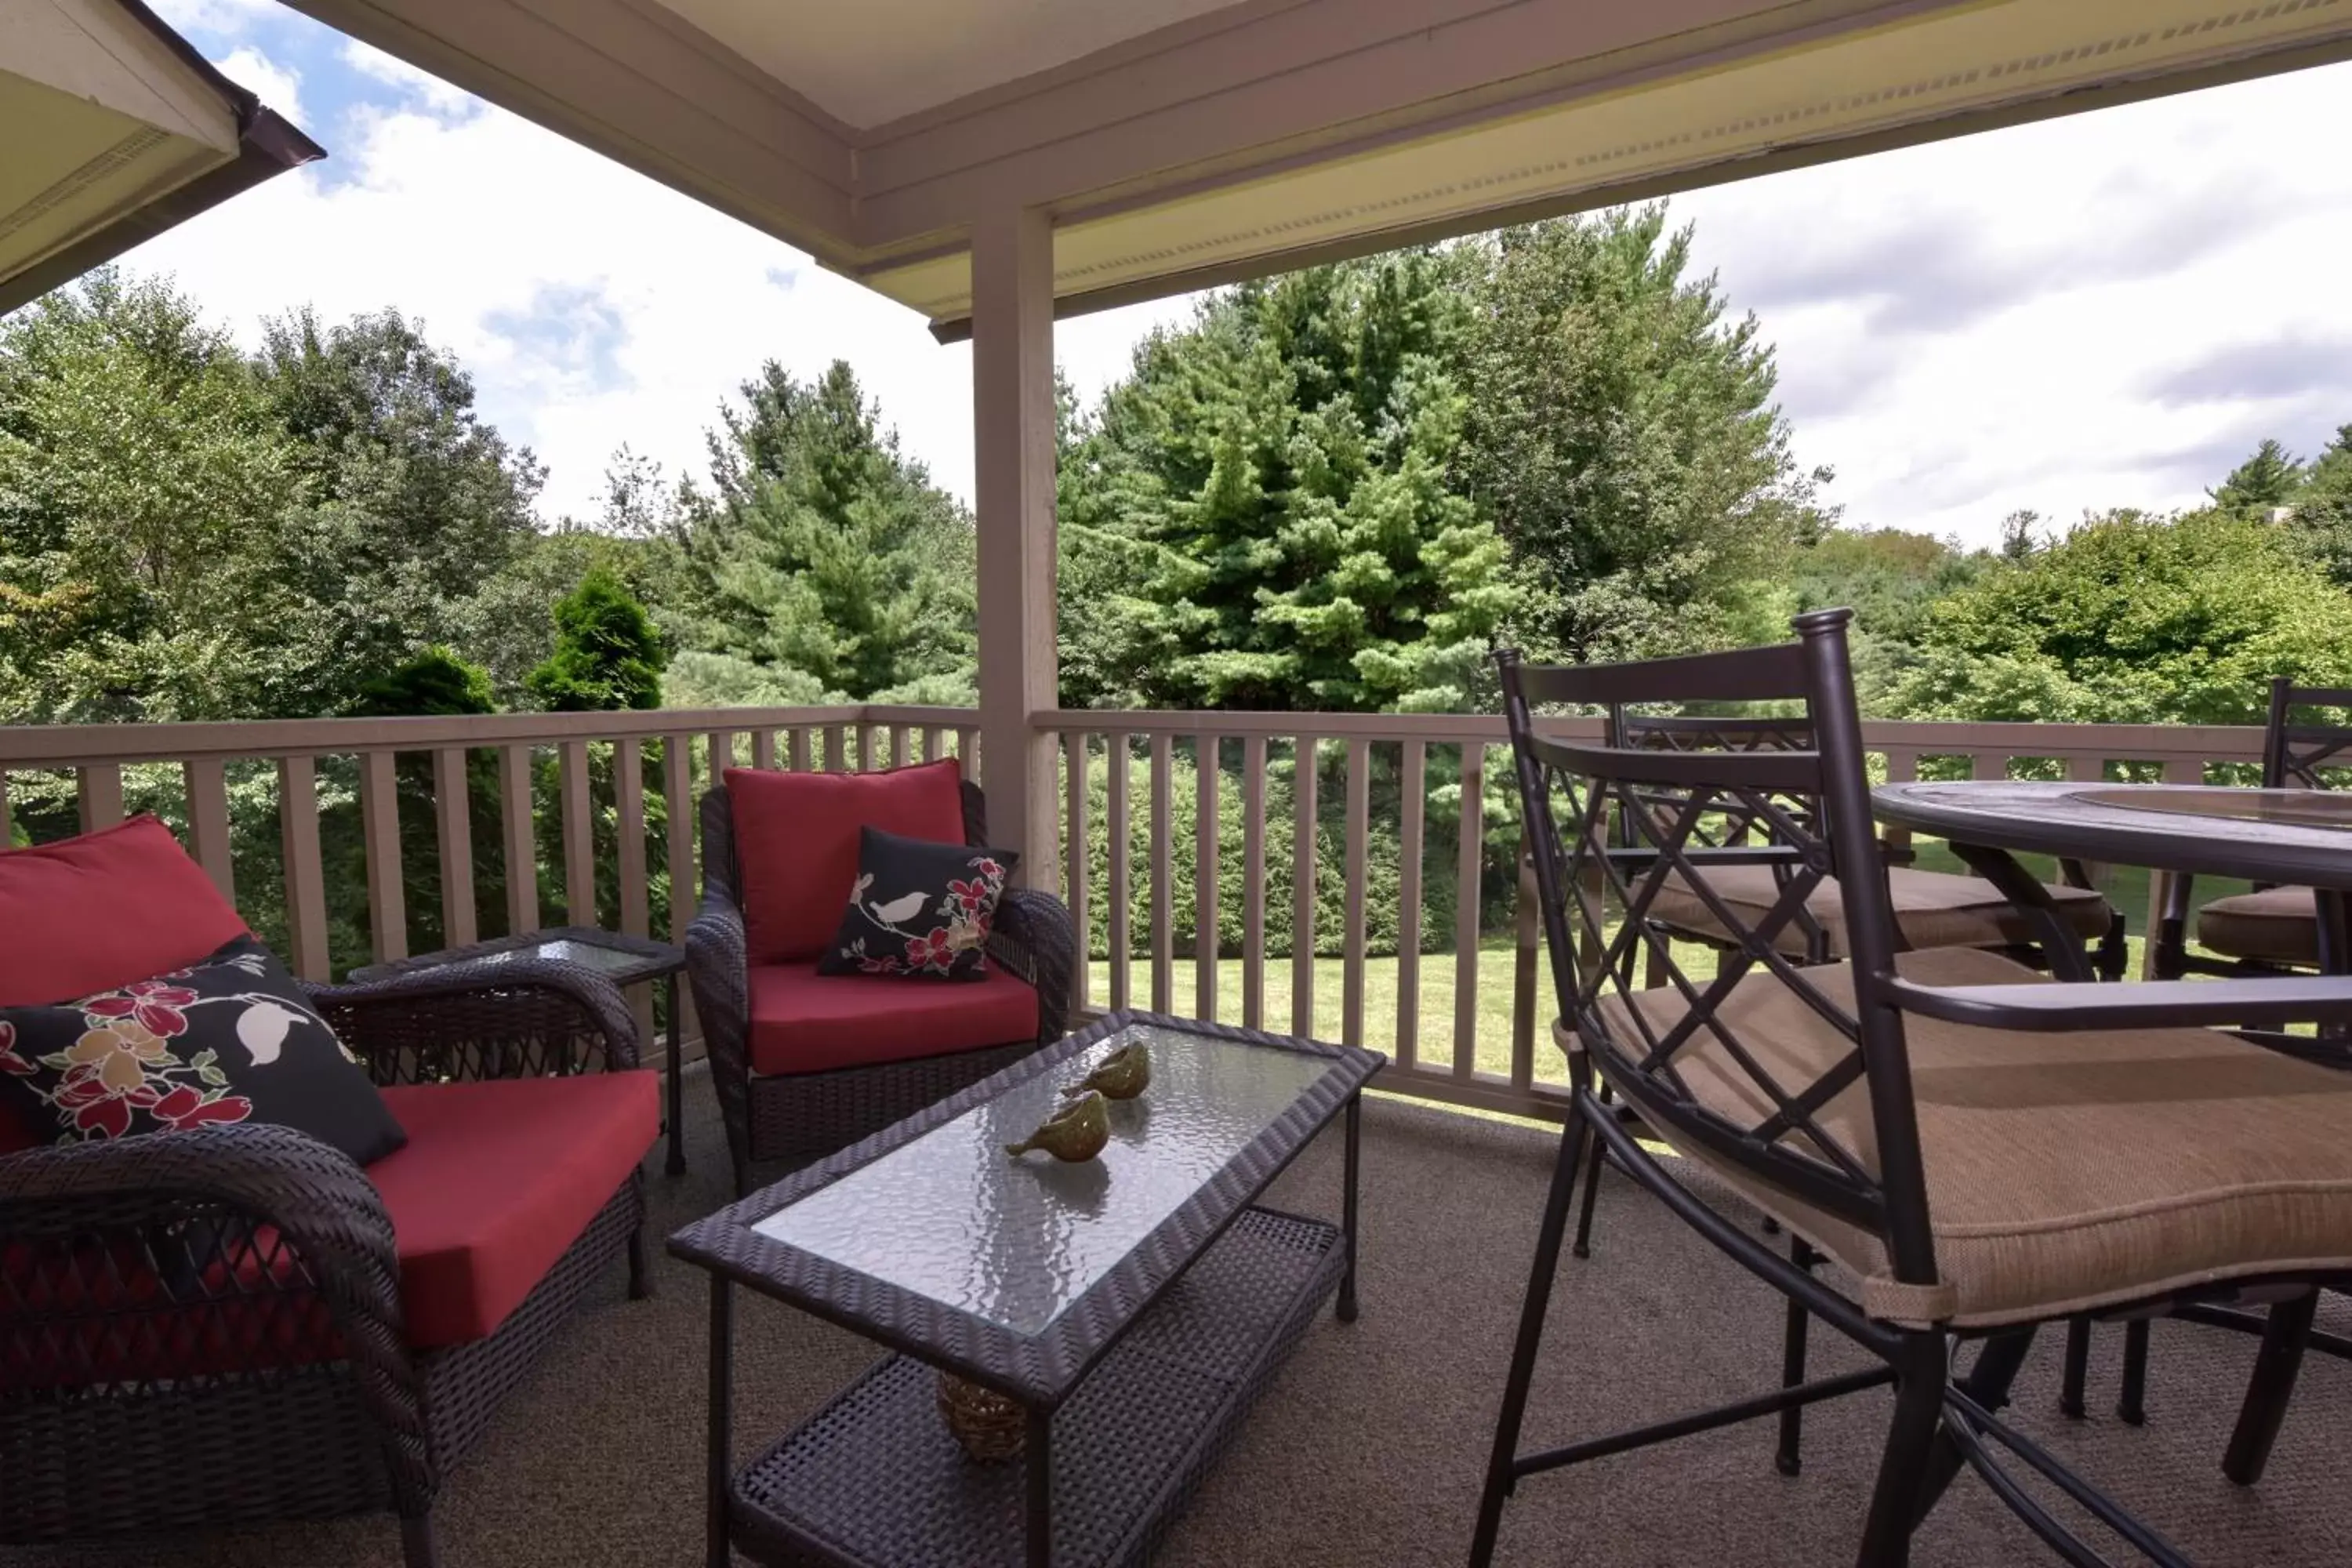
[1005,1091,1110,1162]
[1062,1041,1152,1102]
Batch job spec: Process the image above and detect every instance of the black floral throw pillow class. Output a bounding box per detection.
[817,828,1018,982]
[0,935,407,1164]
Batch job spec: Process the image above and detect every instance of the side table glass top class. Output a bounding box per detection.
[752,1021,1339,1335]
[444,937,650,975]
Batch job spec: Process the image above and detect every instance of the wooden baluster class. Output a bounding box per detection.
[1064,731,1090,1015]
[1882,748,1920,860]
[431,748,477,947]
[923,725,944,764]
[1107,733,1131,1012]
[1242,734,1268,1031]
[957,727,981,782]
[708,731,735,784]
[278,756,331,981]
[1970,752,2002,782]
[1196,734,1220,1021]
[752,730,776,771]
[893,724,913,768]
[358,750,408,962]
[0,771,11,846]
[76,764,124,832]
[824,724,847,772]
[789,727,811,771]
[1149,732,1174,1013]
[1396,739,1425,1073]
[183,757,235,902]
[560,739,595,927]
[1292,735,1319,1037]
[1454,743,1483,1080]
[499,743,539,935]
[1343,738,1370,1049]
[615,739,649,937]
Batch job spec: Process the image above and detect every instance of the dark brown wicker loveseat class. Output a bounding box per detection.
[688,777,1075,1193]
[0,957,655,1568]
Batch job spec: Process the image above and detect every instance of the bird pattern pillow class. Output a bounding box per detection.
[818,827,1017,982]
[0,935,408,1164]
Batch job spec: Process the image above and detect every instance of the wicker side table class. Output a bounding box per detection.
[669,1011,1382,1568]
[353,926,690,1175]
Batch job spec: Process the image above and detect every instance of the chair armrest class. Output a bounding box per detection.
[992,887,1076,1042]
[1885,974,2352,1032]
[0,1123,434,1506]
[305,959,641,1083]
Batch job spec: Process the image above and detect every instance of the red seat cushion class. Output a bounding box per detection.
[0,815,249,1151]
[747,962,1040,1076]
[369,1074,656,1348]
[726,760,966,964]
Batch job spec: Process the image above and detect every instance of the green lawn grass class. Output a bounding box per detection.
[1081,837,2256,1087]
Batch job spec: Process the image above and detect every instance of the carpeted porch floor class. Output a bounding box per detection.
[13,1080,2350,1567]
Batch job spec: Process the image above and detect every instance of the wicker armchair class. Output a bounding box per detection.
[0,958,654,1568]
[689,779,1075,1193]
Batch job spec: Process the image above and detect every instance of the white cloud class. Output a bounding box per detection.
[1676,62,2352,544]
[339,38,475,116]
[215,45,302,128]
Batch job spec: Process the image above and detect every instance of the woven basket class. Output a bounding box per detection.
[935,1370,1025,1463]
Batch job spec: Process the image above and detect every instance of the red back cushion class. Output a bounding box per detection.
[725,761,966,963]
[0,816,248,1007]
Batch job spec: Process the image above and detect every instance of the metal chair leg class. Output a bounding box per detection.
[1855,1334,1949,1568]
[1778,1237,1818,1476]
[1469,1105,1592,1568]
[2118,1318,2150,1426]
[2060,1318,2090,1418]
[1912,1327,2035,1530]
[2224,1290,2318,1486]
[1570,1125,1606,1260]
[627,1226,652,1300]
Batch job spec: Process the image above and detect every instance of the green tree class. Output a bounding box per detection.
[1450,206,1829,662]
[2286,425,2352,585]
[2211,437,2305,514]
[673,360,975,703]
[1889,508,2352,724]
[0,271,300,725]
[527,568,666,711]
[1061,251,1525,713]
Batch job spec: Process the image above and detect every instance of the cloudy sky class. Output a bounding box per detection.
[127,1,2352,547]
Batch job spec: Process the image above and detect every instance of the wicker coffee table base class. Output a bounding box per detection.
[728,1207,1344,1568]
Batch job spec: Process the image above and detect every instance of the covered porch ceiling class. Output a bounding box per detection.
[0,0,323,314]
[284,0,2352,332]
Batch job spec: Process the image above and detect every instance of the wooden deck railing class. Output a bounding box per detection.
[0,705,2271,1120]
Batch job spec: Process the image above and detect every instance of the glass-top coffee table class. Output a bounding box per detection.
[667,1011,1384,1568]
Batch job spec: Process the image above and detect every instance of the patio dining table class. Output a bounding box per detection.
[1871,779,2352,980]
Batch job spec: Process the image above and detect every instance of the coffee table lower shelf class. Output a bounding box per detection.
[729,1207,1346,1568]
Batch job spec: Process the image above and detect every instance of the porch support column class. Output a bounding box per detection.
[970,204,1060,891]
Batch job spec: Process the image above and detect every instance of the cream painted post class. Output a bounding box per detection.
[970,204,1060,892]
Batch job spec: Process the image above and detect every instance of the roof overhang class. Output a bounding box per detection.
[0,0,325,315]
[281,0,2352,333]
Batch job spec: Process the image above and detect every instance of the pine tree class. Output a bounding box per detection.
[2210,438,2305,514]
[674,360,974,702]
[1063,252,1523,713]
[526,568,665,711]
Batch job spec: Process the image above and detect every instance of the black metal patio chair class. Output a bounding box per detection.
[2152,677,2352,980]
[1471,609,2352,1568]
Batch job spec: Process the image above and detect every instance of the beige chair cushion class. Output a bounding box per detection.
[1592,946,2352,1329]
[2198,885,2321,966]
[1642,862,2112,960]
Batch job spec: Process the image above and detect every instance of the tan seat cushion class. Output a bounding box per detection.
[1642,862,2112,960]
[1592,946,2352,1329]
[2198,885,2321,966]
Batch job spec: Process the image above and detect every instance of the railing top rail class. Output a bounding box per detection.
[1034,709,2270,761]
[0,702,2276,770]
[0,704,882,767]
